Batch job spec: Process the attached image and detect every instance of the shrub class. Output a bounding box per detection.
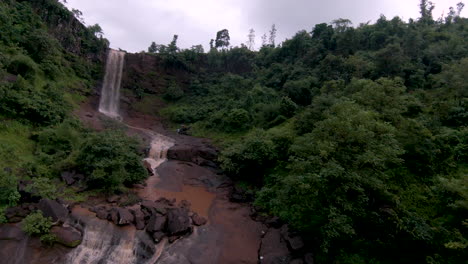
[6,54,38,80]
[24,177,58,200]
[0,169,20,207]
[163,81,184,101]
[22,211,56,245]
[76,130,146,192]
[219,129,277,181]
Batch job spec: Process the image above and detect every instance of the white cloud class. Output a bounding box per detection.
[64,0,467,52]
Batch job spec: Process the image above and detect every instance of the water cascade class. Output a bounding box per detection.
[98,49,125,119]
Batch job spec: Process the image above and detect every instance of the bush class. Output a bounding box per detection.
[24,177,58,200]
[6,54,38,80]
[0,169,20,207]
[22,211,55,245]
[163,81,184,101]
[76,130,146,192]
[219,129,277,181]
[0,77,69,125]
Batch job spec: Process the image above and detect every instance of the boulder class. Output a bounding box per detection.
[106,195,120,203]
[61,171,76,185]
[108,208,134,226]
[143,160,154,175]
[167,145,218,164]
[280,225,304,251]
[166,208,191,236]
[0,225,26,241]
[152,231,165,244]
[259,229,291,264]
[141,200,167,216]
[191,213,207,226]
[94,207,109,220]
[229,186,254,203]
[290,260,304,264]
[178,200,191,210]
[38,199,68,223]
[146,215,167,233]
[132,209,146,230]
[168,235,180,243]
[51,226,82,248]
[265,216,282,228]
[5,206,30,223]
[304,253,314,264]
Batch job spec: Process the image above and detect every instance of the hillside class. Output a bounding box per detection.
[0,0,467,263]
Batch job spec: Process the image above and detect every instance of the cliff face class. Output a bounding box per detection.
[121,53,193,95]
[21,0,107,63]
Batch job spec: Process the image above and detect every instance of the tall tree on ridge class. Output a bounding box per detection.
[247,28,256,50]
[269,24,277,47]
[215,29,230,50]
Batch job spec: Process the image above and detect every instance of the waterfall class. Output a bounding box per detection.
[99,49,125,119]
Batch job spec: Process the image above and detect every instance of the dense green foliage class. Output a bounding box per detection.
[0,0,145,214]
[21,211,56,244]
[76,130,147,192]
[155,3,468,263]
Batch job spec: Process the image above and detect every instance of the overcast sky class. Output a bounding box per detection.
[64,0,466,52]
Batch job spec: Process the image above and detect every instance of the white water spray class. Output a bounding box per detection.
[99,49,125,119]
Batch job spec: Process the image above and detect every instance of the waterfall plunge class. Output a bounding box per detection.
[99,49,125,119]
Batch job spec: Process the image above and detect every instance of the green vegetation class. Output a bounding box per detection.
[0,0,146,216]
[21,211,56,244]
[149,1,468,263]
[76,130,147,192]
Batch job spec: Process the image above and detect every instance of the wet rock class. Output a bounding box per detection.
[94,207,109,220]
[166,208,191,236]
[106,195,120,203]
[191,213,207,226]
[280,225,304,251]
[132,209,146,230]
[152,231,165,244]
[178,200,191,210]
[265,216,283,228]
[5,206,30,223]
[143,160,154,175]
[290,259,304,264]
[146,215,167,233]
[108,208,134,225]
[168,235,180,243]
[304,253,314,264]
[0,225,26,241]
[133,184,145,189]
[167,145,218,165]
[229,186,254,203]
[38,199,68,223]
[51,226,82,248]
[259,229,291,264]
[141,200,167,216]
[61,171,76,185]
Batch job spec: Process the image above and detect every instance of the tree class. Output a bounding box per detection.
[269,24,277,47]
[215,29,230,50]
[209,39,215,50]
[261,33,268,47]
[88,23,104,38]
[190,45,204,53]
[168,34,179,54]
[71,8,84,24]
[419,0,435,24]
[148,42,157,53]
[247,28,255,50]
[331,18,352,33]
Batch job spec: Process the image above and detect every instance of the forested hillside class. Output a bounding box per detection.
[0,0,147,235]
[0,0,467,262]
[139,2,468,263]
